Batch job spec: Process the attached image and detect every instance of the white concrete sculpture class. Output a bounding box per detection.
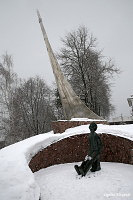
[37,10,103,120]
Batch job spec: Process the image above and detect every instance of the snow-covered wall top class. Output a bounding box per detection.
[59,118,106,121]
[0,124,133,200]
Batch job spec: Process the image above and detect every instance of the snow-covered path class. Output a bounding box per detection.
[35,162,133,200]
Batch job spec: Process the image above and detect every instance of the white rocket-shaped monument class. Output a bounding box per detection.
[37,10,104,120]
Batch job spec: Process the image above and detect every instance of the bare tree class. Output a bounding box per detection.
[5,76,56,145]
[0,53,17,139]
[57,26,119,118]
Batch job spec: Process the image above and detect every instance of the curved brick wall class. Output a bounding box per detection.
[29,133,133,172]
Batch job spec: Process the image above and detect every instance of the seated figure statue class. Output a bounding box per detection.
[74,122,103,176]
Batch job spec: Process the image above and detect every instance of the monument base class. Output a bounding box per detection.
[52,118,108,134]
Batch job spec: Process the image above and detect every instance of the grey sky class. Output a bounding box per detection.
[0,0,133,119]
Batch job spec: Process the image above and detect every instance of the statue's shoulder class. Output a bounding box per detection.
[94,132,100,139]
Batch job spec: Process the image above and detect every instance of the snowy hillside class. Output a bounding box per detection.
[0,124,133,200]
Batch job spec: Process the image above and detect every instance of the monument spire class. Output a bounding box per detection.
[37,10,103,120]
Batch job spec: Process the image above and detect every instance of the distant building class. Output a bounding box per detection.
[110,95,133,125]
[127,95,133,116]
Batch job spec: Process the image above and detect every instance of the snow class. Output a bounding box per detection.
[70,118,106,121]
[0,132,60,200]
[63,124,133,141]
[0,124,133,200]
[35,162,133,200]
[59,118,106,121]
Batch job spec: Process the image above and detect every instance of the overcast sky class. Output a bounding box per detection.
[0,0,133,119]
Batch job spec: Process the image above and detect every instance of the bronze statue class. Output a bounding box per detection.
[74,122,103,176]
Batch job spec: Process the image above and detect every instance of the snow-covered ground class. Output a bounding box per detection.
[35,162,133,200]
[0,124,133,200]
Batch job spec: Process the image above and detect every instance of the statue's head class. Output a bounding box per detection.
[89,122,97,132]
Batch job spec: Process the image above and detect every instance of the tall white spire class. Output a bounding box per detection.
[37,10,103,120]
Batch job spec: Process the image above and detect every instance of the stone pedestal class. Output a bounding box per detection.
[52,119,108,134]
